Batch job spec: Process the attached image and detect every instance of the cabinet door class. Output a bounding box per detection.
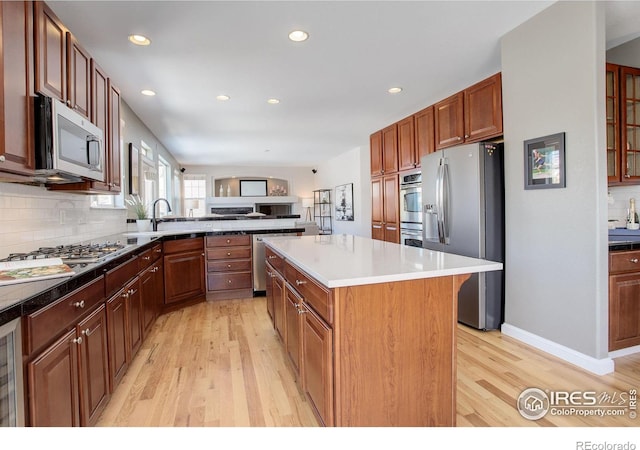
[621,66,640,183]
[464,73,503,142]
[140,265,156,338]
[164,249,205,304]
[301,303,333,427]
[0,0,35,177]
[273,272,285,341]
[127,278,143,358]
[89,60,110,191]
[265,262,275,324]
[34,1,67,101]
[285,284,302,377]
[370,131,383,176]
[77,305,109,427]
[107,82,122,192]
[609,273,640,350]
[28,329,80,427]
[435,92,464,149]
[106,290,129,391]
[383,174,400,244]
[607,63,621,184]
[371,177,384,241]
[381,124,398,174]
[397,116,416,171]
[414,106,435,164]
[66,33,91,119]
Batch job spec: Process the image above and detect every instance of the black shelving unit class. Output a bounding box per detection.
[313,189,332,235]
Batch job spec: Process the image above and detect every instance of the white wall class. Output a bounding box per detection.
[314,145,371,237]
[501,2,610,367]
[181,164,314,217]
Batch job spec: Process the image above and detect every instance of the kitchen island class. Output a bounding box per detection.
[262,234,502,427]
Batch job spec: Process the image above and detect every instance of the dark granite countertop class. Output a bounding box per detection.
[0,227,304,326]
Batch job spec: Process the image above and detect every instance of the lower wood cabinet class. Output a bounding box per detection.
[163,237,206,309]
[106,288,128,391]
[140,260,163,339]
[126,277,143,359]
[27,304,109,427]
[272,270,285,341]
[285,283,302,377]
[300,302,333,427]
[205,234,253,300]
[609,250,640,350]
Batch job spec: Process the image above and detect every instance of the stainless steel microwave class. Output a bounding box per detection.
[34,95,105,183]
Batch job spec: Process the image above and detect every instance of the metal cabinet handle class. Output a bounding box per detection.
[297,307,307,315]
[227,252,231,256]
[228,279,233,284]
[72,336,83,345]
[74,300,85,308]
[227,264,232,268]
[266,270,272,276]
[268,255,277,259]
[143,256,151,261]
[295,280,307,286]
[226,239,231,244]
[128,288,137,295]
[82,327,93,337]
[155,248,162,253]
[122,291,129,298]
[631,258,638,263]
[0,155,5,162]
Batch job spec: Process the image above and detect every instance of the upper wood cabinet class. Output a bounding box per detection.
[607,63,622,184]
[34,1,68,102]
[107,82,122,192]
[370,131,383,176]
[381,124,398,174]
[620,65,640,184]
[0,0,35,180]
[607,63,640,186]
[397,115,416,171]
[414,106,435,163]
[67,33,91,119]
[435,73,503,149]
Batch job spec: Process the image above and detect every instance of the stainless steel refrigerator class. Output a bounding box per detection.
[421,142,504,330]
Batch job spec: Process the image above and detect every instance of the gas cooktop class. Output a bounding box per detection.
[0,241,132,267]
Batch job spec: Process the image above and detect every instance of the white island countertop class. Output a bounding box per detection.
[262,234,503,288]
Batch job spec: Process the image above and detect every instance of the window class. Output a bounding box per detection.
[183,174,206,217]
[158,156,171,215]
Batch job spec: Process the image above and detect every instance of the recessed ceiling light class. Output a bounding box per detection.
[216,95,230,101]
[267,98,280,104]
[141,89,156,96]
[265,149,271,152]
[388,87,403,94]
[128,34,151,46]
[288,30,309,42]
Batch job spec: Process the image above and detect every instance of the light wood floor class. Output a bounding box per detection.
[96,297,640,427]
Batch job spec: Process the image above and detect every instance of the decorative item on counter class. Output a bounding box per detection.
[269,185,287,196]
[219,184,224,197]
[627,198,639,230]
[125,194,152,232]
[227,185,231,196]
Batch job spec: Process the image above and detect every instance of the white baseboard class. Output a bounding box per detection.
[608,344,640,358]
[501,323,615,375]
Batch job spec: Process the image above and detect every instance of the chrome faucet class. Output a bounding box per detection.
[152,198,172,231]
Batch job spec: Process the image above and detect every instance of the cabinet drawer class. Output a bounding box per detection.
[265,246,284,273]
[610,250,640,273]
[138,247,154,271]
[206,247,251,260]
[207,272,252,291]
[207,259,252,273]
[105,255,138,298]
[26,276,105,355]
[151,243,163,261]
[284,261,332,324]
[164,237,203,255]
[206,235,250,247]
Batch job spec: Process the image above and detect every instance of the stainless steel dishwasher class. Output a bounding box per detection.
[252,233,296,293]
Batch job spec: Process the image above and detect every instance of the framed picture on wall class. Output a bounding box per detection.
[128,143,140,195]
[524,132,566,190]
[335,183,354,221]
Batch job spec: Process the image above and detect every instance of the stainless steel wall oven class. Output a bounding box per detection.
[399,170,423,247]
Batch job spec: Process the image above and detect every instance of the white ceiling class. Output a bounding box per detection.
[46,1,640,168]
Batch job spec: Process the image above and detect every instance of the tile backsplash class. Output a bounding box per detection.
[608,185,640,227]
[0,182,127,258]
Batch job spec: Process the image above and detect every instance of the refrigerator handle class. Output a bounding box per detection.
[436,162,449,244]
